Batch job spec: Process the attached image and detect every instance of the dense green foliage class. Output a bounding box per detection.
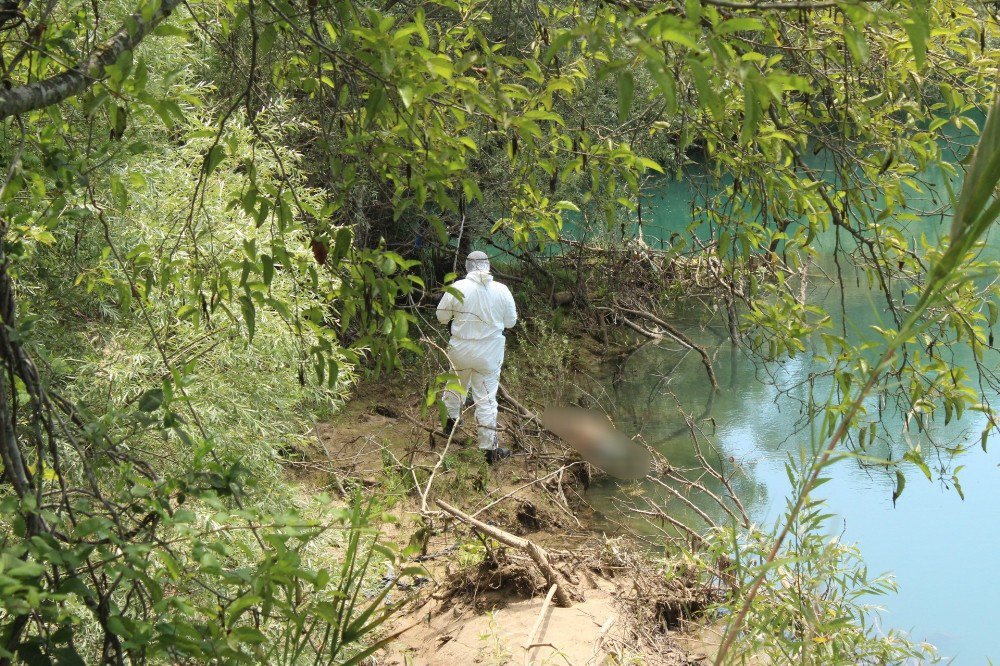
[1,0,1000,662]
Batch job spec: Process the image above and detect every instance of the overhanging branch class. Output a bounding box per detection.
[0,0,183,119]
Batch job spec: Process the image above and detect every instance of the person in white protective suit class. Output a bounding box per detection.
[436,251,518,464]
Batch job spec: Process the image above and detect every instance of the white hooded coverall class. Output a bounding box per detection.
[436,257,517,450]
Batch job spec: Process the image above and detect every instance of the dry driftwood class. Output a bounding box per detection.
[435,499,581,607]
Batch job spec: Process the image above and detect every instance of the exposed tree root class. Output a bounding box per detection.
[435,499,582,607]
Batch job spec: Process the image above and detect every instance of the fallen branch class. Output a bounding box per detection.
[498,384,542,423]
[435,499,581,607]
[685,414,751,528]
[645,475,718,529]
[624,503,707,547]
[617,306,719,390]
[523,584,558,665]
[586,616,616,666]
[472,463,584,518]
[619,315,661,340]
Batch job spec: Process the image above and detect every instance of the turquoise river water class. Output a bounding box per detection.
[586,156,1000,662]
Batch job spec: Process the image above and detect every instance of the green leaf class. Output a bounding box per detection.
[364,86,386,128]
[83,90,111,116]
[262,254,274,286]
[203,145,227,177]
[617,70,634,122]
[717,18,765,34]
[903,0,929,70]
[427,56,453,79]
[323,21,338,43]
[952,94,1000,242]
[17,642,50,666]
[543,30,576,63]
[153,23,189,39]
[138,388,164,412]
[328,358,339,389]
[110,175,128,207]
[226,594,262,625]
[741,81,760,145]
[128,172,147,189]
[398,85,413,109]
[891,469,906,506]
[644,63,676,115]
[50,648,85,666]
[687,57,720,118]
[659,29,699,50]
[332,227,353,266]
[636,158,663,174]
[111,104,128,137]
[6,558,44,578]
[844,27,870,63]
[258,24,277,57]
[240,295,255,342]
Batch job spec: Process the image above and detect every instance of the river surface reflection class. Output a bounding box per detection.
[585,163,999,662]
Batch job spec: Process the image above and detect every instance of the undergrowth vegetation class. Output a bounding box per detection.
[502,317,576,406]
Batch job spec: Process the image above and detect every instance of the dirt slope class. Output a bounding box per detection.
[388,575,713,665]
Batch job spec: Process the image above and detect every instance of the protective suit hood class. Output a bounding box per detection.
[467,270,493,286]
[465,251,490,274]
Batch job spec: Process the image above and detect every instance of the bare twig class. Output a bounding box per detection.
[471,463,583,518]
